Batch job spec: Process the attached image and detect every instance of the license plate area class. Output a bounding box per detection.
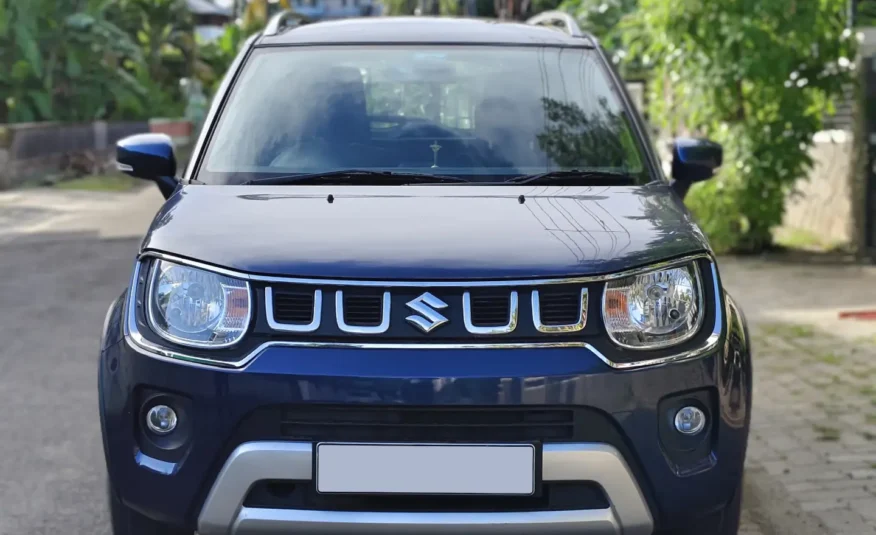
[315,443,537,496]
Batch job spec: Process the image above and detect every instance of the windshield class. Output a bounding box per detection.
[197,45,651,185]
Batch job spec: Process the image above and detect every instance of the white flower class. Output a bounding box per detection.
[857,32,865,43]
[838,57,850,68]
[842,28,852,39]
[598,2,609,13]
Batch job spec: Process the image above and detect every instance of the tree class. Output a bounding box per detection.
[557,0,642,77]
[625,0,857,253]
[107,0,195,118]
[0,0,145,123]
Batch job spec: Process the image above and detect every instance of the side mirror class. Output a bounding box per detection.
[670,137,722,199]
[116,133,179,199]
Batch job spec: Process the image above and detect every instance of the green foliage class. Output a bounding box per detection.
[196,0,298,94]
[107,0,195,118]
[558,0,643,77]
[858,0,876,26]
[625,0,857,253]
[197,23,256,95]
[0,0,146,123]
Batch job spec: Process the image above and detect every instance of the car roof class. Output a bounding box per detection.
[256,17,596,47]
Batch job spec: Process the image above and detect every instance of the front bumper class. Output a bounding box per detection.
[98,289,752,533]
[198,442,651,535]
[100,343,750,534]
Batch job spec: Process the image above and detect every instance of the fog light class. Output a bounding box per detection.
[146,405,178,435]
[674,406,706,435]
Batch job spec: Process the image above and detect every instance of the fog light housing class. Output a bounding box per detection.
[674,406,706,435]
[146,405,178,435]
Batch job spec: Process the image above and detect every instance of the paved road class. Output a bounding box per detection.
[2,185,873,534]
[0,188,159,535]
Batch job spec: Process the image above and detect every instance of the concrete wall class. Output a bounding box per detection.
[0,119,193,190]
[779,131,854,246]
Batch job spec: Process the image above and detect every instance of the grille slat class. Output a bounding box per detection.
[342,294,383,326]
[469,293,511,327]
[538,291,583,326]
[271,290,315,324]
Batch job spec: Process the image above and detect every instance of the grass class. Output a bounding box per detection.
[865,413,876,424]
[818,353,844,365]
[861,385,876,396]
[54,173,140,192]
[773,228,844,253]
[788,324,815,338]
[759,322,815,338]
[813,424,842,441]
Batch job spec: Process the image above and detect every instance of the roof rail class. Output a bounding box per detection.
[263,10,312,36]
[525,11,583,38]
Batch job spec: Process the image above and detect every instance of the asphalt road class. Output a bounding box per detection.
[5,185,874,535]
[0,233,138,534]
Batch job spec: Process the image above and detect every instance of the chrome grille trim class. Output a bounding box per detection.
[265,287,322,333]
[335,290,391,334]
[532,288,588,333]
[463,291,519,334]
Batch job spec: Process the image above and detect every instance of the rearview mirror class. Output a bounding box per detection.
[116,133,179,199]
[670,137,723,199]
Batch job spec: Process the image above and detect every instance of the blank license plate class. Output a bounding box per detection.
[316,443,536,495]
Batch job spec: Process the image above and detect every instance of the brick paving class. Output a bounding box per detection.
[745,324,876,533]
[739,509,767,534]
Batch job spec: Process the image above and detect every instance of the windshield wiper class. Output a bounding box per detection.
[505,170,637,185]
[241,169,470,186]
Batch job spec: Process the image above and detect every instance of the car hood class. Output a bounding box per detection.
[142,184,711,280]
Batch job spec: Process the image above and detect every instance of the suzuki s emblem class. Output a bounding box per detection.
[405,292,449,333]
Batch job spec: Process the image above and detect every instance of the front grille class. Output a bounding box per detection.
[272,289,315,324]
[468,293,511,326]
[538,290,582,325]
[280,406,575,442]
[243,481,610,512]
[263,280,596,340]
[342,292,383,326]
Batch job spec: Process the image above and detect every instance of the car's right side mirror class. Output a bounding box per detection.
[670,137,723,199]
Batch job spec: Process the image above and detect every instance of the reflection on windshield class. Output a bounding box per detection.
[200,46,647,185]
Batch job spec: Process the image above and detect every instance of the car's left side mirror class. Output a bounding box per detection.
[116,133,180,199]
[670,137,723,199]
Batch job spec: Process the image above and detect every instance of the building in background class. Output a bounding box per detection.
[186,0,234,42]
[214,0,383,20]
[291,0,383,19]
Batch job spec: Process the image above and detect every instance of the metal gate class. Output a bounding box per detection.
[863,55,876,257]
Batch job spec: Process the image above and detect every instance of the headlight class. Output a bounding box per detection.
[146,259,251,348]
[602,262,703,349]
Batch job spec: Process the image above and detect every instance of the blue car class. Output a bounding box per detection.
[99,12,752,535]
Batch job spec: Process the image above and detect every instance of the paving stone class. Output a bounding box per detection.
[742,319,876,533]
